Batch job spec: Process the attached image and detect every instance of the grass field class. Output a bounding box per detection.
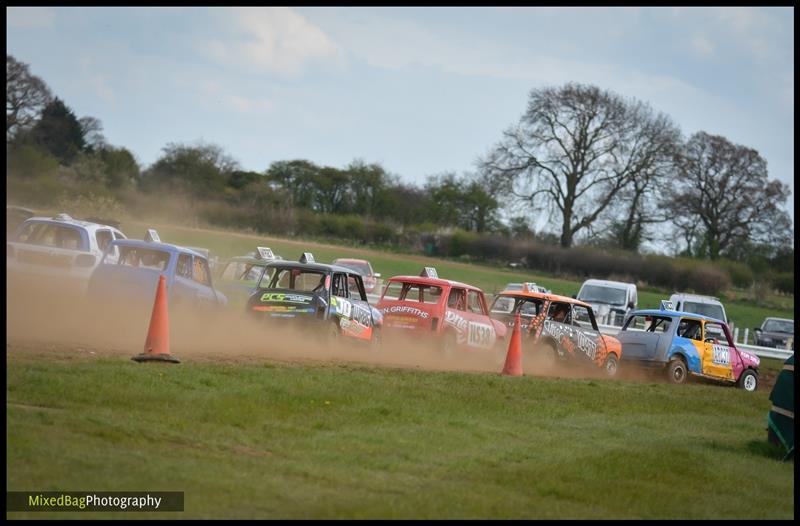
[120,219,794,338]
[6,345,793,519]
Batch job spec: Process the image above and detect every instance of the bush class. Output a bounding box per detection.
[772,273,794,295]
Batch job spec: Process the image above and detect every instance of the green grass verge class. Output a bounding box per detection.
[120,220,794,337]
[6,348,793,519]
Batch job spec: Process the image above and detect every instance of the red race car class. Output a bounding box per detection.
[376,267,507,355]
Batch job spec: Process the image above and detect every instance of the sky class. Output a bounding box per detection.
[6,6,795,226]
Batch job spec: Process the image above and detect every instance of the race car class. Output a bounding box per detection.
[215,246,279,308]
[617,301,760,390]
[489,283,622,376]
[87,233,228,312]
[375,267,507,355]
[7,212,127,296]
[332,258,381,294]
[246,252,382,344]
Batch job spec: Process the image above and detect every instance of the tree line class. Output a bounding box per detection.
[5,54,794,292]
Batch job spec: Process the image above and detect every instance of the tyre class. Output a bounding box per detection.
[666,357,688,384]
[603,354,619,377]
[738,369,758,392]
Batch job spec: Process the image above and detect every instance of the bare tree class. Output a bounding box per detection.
[481,83,679,248]
[79,116,107,152]
[662,131,793,260]
[6,54,53,141]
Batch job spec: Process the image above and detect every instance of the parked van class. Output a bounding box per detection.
[575,279,637,327]
[668,293,728,323]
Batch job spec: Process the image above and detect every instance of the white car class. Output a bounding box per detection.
[668,292,728,324]
[576,279,638,327]
[7,213,127,295]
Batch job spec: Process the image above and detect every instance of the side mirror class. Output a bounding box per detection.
[627,301,635,310]
[753,328,761,334]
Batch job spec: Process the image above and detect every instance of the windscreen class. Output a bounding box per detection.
[262,267,325,292]
[577,285,627,306]
[763,319,794,333]
[335,260,371,275]
[682,301,724,321]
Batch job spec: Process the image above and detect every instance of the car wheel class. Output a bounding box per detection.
[738,369,758,392]
[666,357,688,384]
[603,354,619,377]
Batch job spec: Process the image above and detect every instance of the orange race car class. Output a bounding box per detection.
[489,283,622,376]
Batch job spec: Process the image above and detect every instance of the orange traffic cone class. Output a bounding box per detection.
[132,274,180,364]
[501,310,523,376]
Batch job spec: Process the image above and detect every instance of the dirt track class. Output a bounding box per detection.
[7,276,774,390]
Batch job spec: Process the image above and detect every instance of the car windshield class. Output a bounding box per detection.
[763,319,794,333]
[262,267,326,292]
[14,221,88,251]
[335,260,371,275]
[577,285,627,306]
[682,301,724,321]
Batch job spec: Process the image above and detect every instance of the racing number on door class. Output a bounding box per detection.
[468,322,492,348]
[712,345,730,365]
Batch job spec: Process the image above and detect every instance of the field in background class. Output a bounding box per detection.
[6,345,793,519]
[121,220,794,338]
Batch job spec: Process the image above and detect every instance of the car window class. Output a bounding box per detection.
[96,230,113,251]
[547,302,571,324]
[447,288,466,311]
[763,319,794,333]
[176,253,193,279]
[16,222,87,251]
[467,290,486,315]
[572,305,592,324]
[268,268,326,292]
[332,273,348,298]
[703,321,728,343]
[118,247,169,271]
[347,274,367,301]
[682,301,724,321]
[677,318,703,341]
[192,257,211,286]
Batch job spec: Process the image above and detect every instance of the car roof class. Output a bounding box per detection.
[581,279,635,289]
[224,255,270,266]
[764,317,794,323]
[629,309,725,324]
[110,239,206,258]
[333,258,370,264]
[669,292,722,303]
[386,275,483,292]
[264,260,361,275]
[22,215,122,233]
[496,289,592,309]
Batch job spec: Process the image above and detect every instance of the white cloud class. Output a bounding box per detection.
[6,7,55,29]
[223,94,275,113]
[197,7,345,77]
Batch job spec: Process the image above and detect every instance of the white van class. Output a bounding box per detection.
[576,279,638,326]
[668,293,728,323]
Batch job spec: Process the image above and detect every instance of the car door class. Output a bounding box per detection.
[343,272,374,340]
[191,256,217,307]
[463,289,496,349]
[540,301,579,358]
[570,304,603,362]
[700,320,735,381]
[172,253,197,305]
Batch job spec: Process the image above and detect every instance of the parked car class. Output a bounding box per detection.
[754,317,794,350]
[215,247,278,308]
[87,236,228,312]
[575,279,637,327]
[617,302,759,391]
[489,284,622,376]
[7,213,127,295]
[376,267,507,355]
[247,253,382,344]
[668,292,727,324]
[332,258,381,294]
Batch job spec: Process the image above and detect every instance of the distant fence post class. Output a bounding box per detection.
[733,327,739,344]
[743,328,749,345]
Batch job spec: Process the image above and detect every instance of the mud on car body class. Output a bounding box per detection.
[617,302,760,391]
[375,267,507,354]
[246,253,382,343]
[489,283,622,376]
